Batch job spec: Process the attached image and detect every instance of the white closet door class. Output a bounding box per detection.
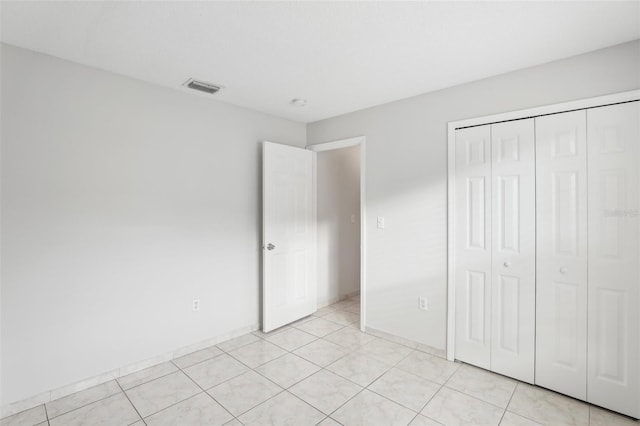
[535,110,588,400]
[587,101,640,418]
[454,125,492,369]
[490,119,535,383]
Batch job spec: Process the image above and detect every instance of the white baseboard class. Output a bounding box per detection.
[317,289,360,309]
[365,326,446,359]
[1,323,260,419]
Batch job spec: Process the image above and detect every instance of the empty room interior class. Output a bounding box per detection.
[1,1,640,425]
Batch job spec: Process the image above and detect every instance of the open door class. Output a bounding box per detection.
[262,141,316,332]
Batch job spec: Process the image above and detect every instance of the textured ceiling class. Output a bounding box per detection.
[2,1,639,123]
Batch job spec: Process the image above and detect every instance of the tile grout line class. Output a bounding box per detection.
[166,359,245,424]
[497,380,519,425]
[115,380,146,425]
[40,382,122,423]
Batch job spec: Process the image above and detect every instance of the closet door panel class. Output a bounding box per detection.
[490,119,536,383]
[535,110,588,399]
[454,125,492,369]
[587,101,639,418]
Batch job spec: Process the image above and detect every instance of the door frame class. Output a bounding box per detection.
[307,136,367,331]
[446,90,640,361]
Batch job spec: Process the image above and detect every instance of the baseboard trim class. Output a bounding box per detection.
[1,323,260,418]
[364,326,446,359]
[317,289,360,309]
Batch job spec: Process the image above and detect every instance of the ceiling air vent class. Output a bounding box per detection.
[184,79,221,94]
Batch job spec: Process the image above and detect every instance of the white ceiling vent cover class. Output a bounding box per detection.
[183,78,221,94]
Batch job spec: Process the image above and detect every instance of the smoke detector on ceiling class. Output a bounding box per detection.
[183,78,221,94]
[291,98,307,107]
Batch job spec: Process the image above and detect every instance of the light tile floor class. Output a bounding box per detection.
[2,296,639,426]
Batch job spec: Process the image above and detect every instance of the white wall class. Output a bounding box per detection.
[316,146,360,306]
[307,40,640,350]
[0,44,306,405]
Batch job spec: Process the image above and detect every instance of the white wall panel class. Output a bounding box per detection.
[587,101,639,418]
[454,125,492,369]
[490,119,535,383]
[535,110,588,400]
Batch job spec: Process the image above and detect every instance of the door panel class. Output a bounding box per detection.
[263,141,316,332]
[587,101,639,418]
[454,125,492,369]
[535,110,588,399]
[490,119,535,383]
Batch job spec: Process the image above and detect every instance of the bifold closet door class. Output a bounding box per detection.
[535,110,588,400]
[587,101,639,418]
[454,124,492,369]
[490,119,535,383]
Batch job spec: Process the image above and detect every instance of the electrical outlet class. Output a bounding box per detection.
[192,299,200,312]
[377,216,385,229]
[419,296,428,311]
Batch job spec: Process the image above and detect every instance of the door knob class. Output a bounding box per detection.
[266,243,276,251]
[560,266,568,274]
[503,261,511,268]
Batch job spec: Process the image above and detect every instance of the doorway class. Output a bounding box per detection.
[308,136,366,331]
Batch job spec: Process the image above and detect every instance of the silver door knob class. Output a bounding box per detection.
[266,243,276,251]
[560,267,568,274]
[503,261,511,268]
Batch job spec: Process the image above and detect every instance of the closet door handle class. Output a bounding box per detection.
[503,261,511,268]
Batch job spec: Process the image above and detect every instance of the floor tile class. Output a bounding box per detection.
[173,345,224,369]
[357,338,413,365]
[332,389,416,426]
[0,405,47,426]
[343,303,361,314]
[265,328,317,351]
[125,371,200,417]
[228,340,287,368]
[589,407,638,426]
[49,393,139,426]
[409,415,444,425]
[499,411,542,426]
[589,406,640,426]
[508,383,589,426]
[289,370,362,415]
[118,362,178,390]
[396,351,459,385]
[327,352,391,387]
[216,333,261,352]
[317,417,342,426]
[255,353,320,388]
[323,327,376,351]
[252,325,291,339]
[46,380,121,419]
[293,317,344,337]
[445,364,516,408]
[183,353,249,390]
[312,306,338,317]
[330,300,355,311]
[421,387,503,426]
[207,371,282,416]
[238,391,325,426]
[369,368,440,412]
[322,311,360,326]
[293,339,349,367]
[144,392,233,426]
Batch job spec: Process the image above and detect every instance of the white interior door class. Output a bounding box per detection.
[587,101,640,418]
[262,141,316,332]
[490,119,535,383]
[535,110,588,400]
[454,124,492,369]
